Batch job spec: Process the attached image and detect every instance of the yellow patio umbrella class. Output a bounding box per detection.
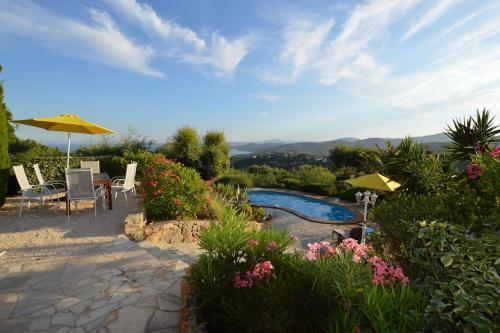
[344,172,401,192]
[12,114,116,168]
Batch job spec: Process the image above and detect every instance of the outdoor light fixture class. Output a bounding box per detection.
[355,190,378,244]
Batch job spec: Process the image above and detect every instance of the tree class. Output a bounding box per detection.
[168,126,202,168]
[0,65,11,206]
[200,131,230,179]
[445,109,500,163]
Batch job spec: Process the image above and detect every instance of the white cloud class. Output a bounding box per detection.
[317,0,421,85]
[402,0,459,41]
[105,0,253,77]
[183,33,254,77]
[0,0,164,78]
[104,0,205,50]
[279,19,334,80]
[248,94,280,102]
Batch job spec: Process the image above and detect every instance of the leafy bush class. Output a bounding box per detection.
[217,168,254,188]
[161,126,202,168]
[214,183,264,220]
[0,75,9,206]
[142,155,210,221]
[200,131,230,180]
[189,205,425,333]
[404,222,500,332]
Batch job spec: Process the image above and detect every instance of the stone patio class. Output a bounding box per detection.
[0,196,202,333]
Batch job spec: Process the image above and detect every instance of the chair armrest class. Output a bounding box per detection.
[112,179,125,185]
[111,176,124,182]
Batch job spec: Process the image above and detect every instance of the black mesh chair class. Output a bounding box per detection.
[348,227,363,243]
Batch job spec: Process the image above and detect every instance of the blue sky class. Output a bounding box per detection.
[1,0,499,145]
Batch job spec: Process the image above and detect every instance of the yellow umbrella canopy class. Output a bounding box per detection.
[12,114,115,134]
[344,172,401,192]
[12,114,116,167]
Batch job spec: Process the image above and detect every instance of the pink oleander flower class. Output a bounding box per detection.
[465,164,483,180]
[248,239,259,248]
[368,256,409,286]
[306,242,337,261]
[153,189,164,196]
[160,170,175,177]
[289,234,299,241]
[145,166,154,175]
[340,238,358,251]
[148,180,158,187]
[265,241,278,252]
[233,272,253,289]
[490,146,500,158]
[233,261,276,289]
[173,198,182,205]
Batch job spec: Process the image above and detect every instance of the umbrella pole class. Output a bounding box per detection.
[66,132,71,169]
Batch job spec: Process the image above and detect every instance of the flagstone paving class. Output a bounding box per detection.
[0,196,202,333]
[0,238,202,333]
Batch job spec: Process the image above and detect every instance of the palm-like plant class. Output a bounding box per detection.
[445,109,500,162]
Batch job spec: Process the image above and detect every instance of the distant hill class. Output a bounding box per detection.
[230,133,452,156]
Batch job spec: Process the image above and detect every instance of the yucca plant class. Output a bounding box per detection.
[445,109,499,163]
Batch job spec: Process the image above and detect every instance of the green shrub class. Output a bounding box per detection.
[142,155,210,221]
[338,186,362,202]
[217,168,254,188]
[189,205,425,333]
[200,131,230,180]
[404,221,500,332]
[0,67,10,206]
[214,183,264,220]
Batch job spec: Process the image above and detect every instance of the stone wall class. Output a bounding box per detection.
[124,212,209,244]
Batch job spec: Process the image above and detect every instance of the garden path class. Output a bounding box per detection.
[0,196,202,333]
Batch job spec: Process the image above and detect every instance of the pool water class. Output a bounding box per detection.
[248,191,356,222]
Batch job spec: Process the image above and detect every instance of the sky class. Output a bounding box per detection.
[1,0,499,145]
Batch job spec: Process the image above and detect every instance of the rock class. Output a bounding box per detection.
[52,312,74,326]
[106,306,153,333]
[148,310,179,330]
[29,316,50,330]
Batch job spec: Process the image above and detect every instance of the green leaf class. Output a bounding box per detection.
[441,256,454,267]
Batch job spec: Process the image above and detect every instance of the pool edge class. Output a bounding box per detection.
[249,188,364,225]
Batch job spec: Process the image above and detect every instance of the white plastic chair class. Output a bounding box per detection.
[65,168,105,220]
[33,164,66,195]
[80,160,100,174]
[13,165,59,216]
[111,163,137,207]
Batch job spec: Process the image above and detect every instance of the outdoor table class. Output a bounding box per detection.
[66,172,113,214]
[93,173,113,210]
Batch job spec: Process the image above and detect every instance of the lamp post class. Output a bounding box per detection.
[355,190,377,244]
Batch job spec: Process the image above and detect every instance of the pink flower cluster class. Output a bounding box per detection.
[248,239,259,248]
[340,239,371,263]
[233,261,276,289]
[490,146,500,158]
[368,256,409,285]
[466,164,483,180]
[265,241,278,252]
[306,241,337,261]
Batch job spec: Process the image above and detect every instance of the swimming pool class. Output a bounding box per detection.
[248,190,357,222]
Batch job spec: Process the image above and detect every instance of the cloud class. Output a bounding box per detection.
[104,0,205,50]
[402,0,459,41]
[279,18,334,80]
[0,0,164,78]
[182,33,254,77]
[317,0,421,85]
[248,94,280,102]
[105,0,253,77]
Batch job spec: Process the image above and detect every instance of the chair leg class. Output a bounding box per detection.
[19,196,24,217]
[28,201,31,211]
[102,195,105,211]
[94,201,97,220]
[124,192,128,208]
[114,192,118,199]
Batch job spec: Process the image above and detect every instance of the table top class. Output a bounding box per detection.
[93,173,110,182]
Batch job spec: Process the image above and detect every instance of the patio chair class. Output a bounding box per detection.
[348,227,363,243]
[13,165,59,216]
[33,164,66,194]
[65,168,105,220]
[80,160,100,174]
[111,162,137,207]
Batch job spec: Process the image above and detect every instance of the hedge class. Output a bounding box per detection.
[7,155,130,195]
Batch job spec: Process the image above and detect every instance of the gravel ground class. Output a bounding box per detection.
[0,195,139,265]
